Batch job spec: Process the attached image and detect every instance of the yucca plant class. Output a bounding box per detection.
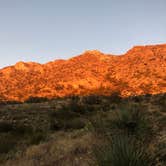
[94,135,152,166]
[109,103,152,140]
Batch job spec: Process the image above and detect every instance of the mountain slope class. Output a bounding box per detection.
[0,44,166,101]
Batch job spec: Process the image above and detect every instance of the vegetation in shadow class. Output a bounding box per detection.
[94,135,152,166]
[0,93,165,165]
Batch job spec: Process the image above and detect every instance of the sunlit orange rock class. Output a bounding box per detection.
[0,44,166,101]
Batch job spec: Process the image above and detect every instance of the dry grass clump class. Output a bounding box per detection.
[4,131,95,166]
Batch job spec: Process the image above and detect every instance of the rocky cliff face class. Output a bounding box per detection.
[0,44,166,101]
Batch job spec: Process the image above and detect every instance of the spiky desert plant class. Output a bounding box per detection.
[110,103,152,140]
[94,135,152,166]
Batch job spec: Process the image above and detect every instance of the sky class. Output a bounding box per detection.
[0,0,166,68]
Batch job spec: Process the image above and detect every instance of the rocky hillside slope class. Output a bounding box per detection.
[0,44,166,101]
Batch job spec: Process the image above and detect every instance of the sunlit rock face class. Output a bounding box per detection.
[0,44,166,101]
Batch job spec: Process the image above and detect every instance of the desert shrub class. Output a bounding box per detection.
[7,100,22,104]
[67,100,82,112]
[89,112,111,137]
[49,108,79,130]
[156,95,166,112]
[0,122,13,133]
[131,96,142,103]
[63,118,86,130]
[13,125,47,145]
[154,136,166,166]
[158,115,166,130]
[69,95,80,104]
[144,93,152,98]
[81,95,101,105]
[0,124,34,154]
[0,133,17,154]
[27,130,47,145]
[70,101,98,114]
[25,96,49,103]
[49,109,86,131]
[13,124,33,135]
[80,104,98,113]
[0,122,33,135]
[100,103,112,112]
[153,94,166,104]
[108,91,122,103]
[56,97,97,114]
[0,100,22,105]
[109,103,152,140]
[50,106,80,120]
[12,124,46,145]
[51,118,86,131]
[91,103,152,141]
[94,135,152,166]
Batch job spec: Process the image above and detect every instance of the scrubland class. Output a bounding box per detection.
[0,94,165,166]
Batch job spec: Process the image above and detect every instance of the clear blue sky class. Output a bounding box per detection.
[0,0,166,68]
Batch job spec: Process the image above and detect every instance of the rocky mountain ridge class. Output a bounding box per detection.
[0,44,166,101]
